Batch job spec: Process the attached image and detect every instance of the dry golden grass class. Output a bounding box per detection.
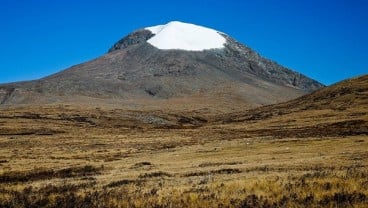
[0,103,367,207]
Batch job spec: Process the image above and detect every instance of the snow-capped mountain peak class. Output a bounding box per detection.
[145,21,226,51]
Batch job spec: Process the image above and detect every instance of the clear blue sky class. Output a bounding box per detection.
[0,0,367,85]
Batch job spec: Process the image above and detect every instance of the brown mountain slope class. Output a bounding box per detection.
[217,74,368,137]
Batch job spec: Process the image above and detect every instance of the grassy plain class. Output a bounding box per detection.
[0,99,367,207]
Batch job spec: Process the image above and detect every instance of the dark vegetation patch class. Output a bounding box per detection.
[131,161,152,169]
[177,116,207,126]
[0,165,101,183]
[64,115,96,125]
[198,161,242,167]
[0,112,96,126]
[0,128,65,136]
[139,171,173,178]
[38,182,97,194]
[105,179,138,188]
[246,120,368,138]
[184,168,242,177]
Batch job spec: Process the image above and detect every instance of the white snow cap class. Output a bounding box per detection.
[145,21,226,51]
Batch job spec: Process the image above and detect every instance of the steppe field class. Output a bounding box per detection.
[0,93,367,208]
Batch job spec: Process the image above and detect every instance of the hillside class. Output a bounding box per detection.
[217,75,368,137]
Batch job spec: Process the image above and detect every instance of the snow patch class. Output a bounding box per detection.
[145,25,165,34]
[145,21,226,51]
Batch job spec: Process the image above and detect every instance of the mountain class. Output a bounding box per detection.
[218,75,368,137]
[0,21,323,111]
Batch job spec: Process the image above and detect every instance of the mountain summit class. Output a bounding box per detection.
[108,21,226,52]
[145,21,226,51]
[0,21,323,111]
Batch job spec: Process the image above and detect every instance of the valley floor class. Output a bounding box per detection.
[0,105,367,207]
